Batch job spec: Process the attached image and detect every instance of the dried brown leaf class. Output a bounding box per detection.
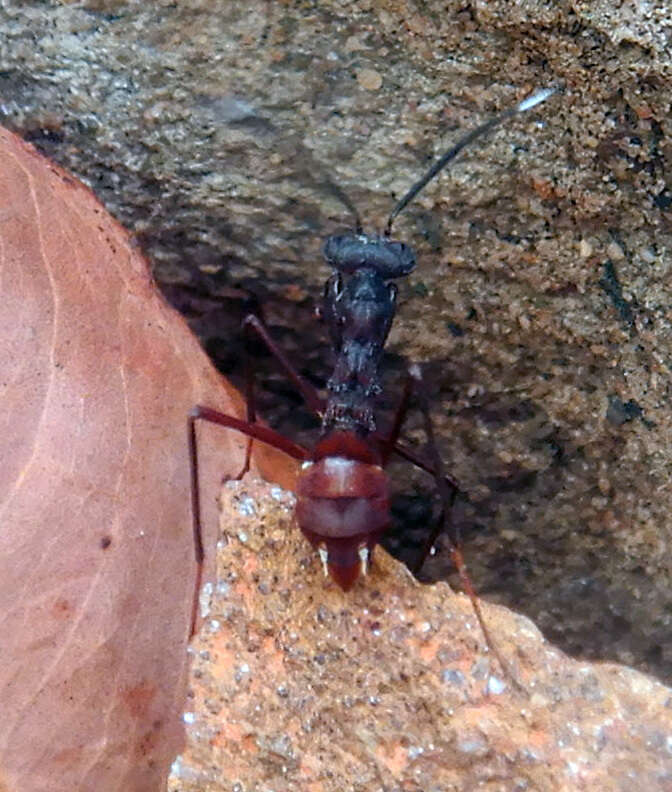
[0,127,294,792]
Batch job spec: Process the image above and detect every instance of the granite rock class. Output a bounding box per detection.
[170,478,672,792]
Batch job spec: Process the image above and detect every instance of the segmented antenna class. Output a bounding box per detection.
[385,87,557,236]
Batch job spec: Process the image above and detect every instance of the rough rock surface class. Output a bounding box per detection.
[1,1,671,683]
[169,478,672,792]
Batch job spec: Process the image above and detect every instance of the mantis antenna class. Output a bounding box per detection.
[385,87,557,236]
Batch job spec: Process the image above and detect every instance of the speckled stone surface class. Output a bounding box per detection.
[2,1,671,682]
[169,478,672,792]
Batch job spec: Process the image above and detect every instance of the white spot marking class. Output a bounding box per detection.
[199,581,213,619]
[358,545,369,576]
[517,87,556,113]
[318,546,329,576]
[237,496,256,516]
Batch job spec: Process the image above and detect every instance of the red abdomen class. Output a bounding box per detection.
[295,431,389,590]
